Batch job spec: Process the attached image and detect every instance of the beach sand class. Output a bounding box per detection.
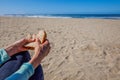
[0,17,120,80]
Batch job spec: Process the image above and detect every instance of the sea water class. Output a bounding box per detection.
[3,14,120,19]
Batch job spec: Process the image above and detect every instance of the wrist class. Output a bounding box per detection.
[29,56,42,69]
[5,45,17,56]
[29,58,39,69]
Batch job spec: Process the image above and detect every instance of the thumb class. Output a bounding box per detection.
[36,38,41,45]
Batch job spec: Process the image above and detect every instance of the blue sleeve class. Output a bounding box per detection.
[0,48,10,65]
[5,62,34,80]
[0,48,34,80]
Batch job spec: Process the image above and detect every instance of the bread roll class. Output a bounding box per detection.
[25,30,47,50]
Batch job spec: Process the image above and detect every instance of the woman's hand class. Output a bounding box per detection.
[29,38,50,68]
[5,38,35,56]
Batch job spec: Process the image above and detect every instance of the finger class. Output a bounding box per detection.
[32,34,36,40]
[26,33,32,39]
[21,38,35,46]
[42,39,49,46]
[36,38,41,45]
[45,46,51,56]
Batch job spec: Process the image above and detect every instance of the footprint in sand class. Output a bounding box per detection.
[108,56,120,80]
[80,42,100,52]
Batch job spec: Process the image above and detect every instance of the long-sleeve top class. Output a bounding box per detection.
[0,48,34,80]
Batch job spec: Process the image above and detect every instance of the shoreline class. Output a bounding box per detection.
[0,16,120,20]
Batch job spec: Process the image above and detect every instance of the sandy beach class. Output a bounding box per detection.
[0,17,120,80]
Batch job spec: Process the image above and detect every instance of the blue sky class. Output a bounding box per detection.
[0,0,120,14]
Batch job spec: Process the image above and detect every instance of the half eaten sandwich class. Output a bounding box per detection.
[25,30,47,50]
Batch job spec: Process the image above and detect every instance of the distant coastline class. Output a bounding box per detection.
[1,14,120,19]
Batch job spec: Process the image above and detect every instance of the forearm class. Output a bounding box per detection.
[5,62,34,80]
[5,45,18,57]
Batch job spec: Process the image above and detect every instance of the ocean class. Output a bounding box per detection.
[3,14,120,19]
